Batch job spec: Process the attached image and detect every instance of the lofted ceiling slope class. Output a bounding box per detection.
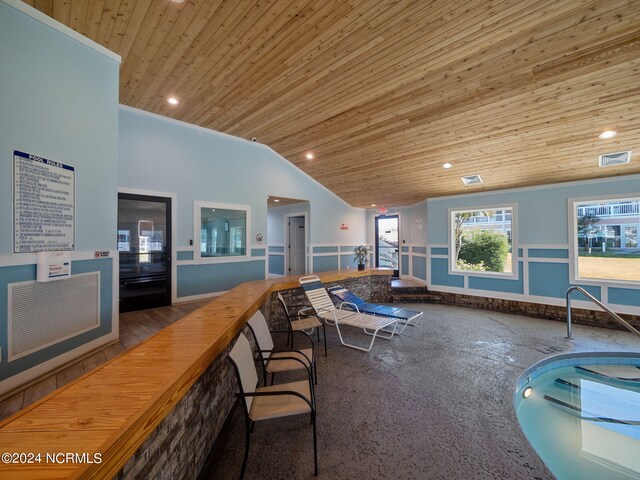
[24,0,640,207]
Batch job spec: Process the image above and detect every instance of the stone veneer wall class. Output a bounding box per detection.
[114,274,390,479]
[265,275,392,329]
[433,291,640,331]
[114,323,257,480]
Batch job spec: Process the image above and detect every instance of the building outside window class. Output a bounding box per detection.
[573,198,640,283]
[450,205,516,276]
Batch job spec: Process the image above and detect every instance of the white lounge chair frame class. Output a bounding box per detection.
[299,275,398,352]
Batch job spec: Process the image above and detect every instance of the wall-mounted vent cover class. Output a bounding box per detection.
[8,272,100,361]
[599,151,631,167]
[461,174,483,186]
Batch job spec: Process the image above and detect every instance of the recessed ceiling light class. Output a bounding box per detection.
[167,97,179,105]
[599,130,617,139]
[274,199,280,202]
[171,0,186,3]
[443,163,453,169]
[306,152,314,160]
[371,204,376,207]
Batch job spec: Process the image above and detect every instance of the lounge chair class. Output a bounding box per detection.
[327,285,422,334]
[299,275,398,352]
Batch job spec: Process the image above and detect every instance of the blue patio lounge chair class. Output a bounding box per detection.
[299,276,398,352]
[327,285,422,335]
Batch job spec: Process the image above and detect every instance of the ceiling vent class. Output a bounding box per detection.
[461,174,483,186]
[599,151,631,168]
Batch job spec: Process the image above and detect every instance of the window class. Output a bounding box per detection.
[450,205,516,276]
[571,196,640,283]
[195,202,250,260]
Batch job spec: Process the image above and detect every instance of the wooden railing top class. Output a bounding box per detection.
[0,268,391,479]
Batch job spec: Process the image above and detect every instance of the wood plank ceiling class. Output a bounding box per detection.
[25,0,640,208]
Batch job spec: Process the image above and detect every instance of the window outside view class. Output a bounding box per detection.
[576,199,640,282]
[452,208,513,274]
[377,217,398,270]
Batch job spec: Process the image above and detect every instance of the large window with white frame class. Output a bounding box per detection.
[570,196,640,283]
[450,205,516,276]
[195,202,250,260]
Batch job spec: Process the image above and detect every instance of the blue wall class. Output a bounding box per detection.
[0,2,119,387]
[313,255,339,273]
[0,259,114,381]
[425,176,640,311]
[119,107,367,297]
[0,4,119,253]
[427,177,640,245]
[268,254,285,275]
[177,261,265,297]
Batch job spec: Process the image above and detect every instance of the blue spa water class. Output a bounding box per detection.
[515,362,640,480]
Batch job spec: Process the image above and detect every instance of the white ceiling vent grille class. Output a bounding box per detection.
[461,174,483,186]
[599,151,631,167]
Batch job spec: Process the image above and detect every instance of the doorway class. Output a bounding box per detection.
[375,214,399,277]
[117,193,172,312]
[287,215,306,275]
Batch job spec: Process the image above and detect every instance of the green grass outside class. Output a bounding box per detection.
[577,250,640,258]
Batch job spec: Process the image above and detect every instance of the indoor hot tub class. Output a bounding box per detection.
[515,353,640,480]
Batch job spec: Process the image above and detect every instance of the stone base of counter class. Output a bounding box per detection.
[265,274,393,329]
[115,273,390,479]
[115,325,255,480]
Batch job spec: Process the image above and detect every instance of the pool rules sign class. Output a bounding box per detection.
[13,150,75,253]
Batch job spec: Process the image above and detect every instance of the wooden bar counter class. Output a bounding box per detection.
[0,268,391,479]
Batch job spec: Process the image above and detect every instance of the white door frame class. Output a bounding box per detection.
[118,187,177,305]
[284,211,308,275]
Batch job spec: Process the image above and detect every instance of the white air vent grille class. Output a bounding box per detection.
[461,174,483,186]
[599,151,631,167]
[9,272,100,361]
